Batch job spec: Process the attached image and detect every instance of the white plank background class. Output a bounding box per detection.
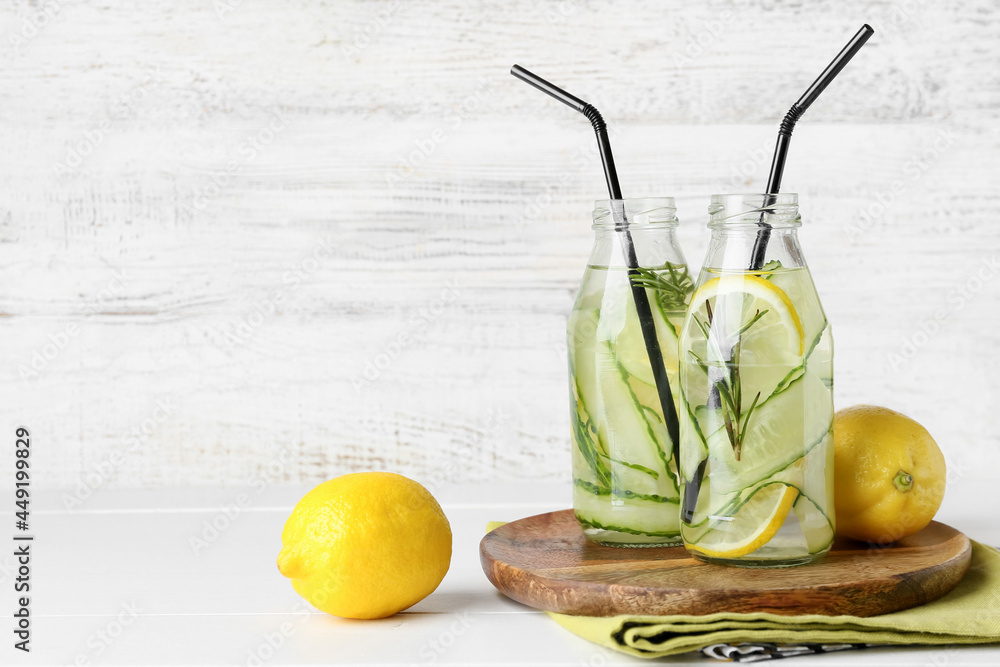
[0,0,998,498]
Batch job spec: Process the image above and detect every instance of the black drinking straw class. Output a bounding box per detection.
[748,24,875,270]
[511,64,681,475]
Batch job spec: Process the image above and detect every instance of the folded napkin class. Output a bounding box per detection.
[547,541,1000,660]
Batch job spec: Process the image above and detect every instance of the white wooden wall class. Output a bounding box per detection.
[2,0,997,494]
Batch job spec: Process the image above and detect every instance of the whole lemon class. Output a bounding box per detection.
[277,472,452,619]
[833,405,946,543]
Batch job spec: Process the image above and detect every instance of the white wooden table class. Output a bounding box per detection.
[3,480,998,666]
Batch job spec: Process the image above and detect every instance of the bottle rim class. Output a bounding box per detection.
[708,193,800,228]
[592,197,678,229]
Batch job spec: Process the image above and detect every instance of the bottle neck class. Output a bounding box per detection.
[702,226,806,271]
[590,198,685,269]
[591,225,685,270]
[702,193,805,272]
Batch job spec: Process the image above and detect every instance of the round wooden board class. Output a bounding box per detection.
[480,509,971,617]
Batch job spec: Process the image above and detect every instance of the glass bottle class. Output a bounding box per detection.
[568,198,693,546]
[678,194,834,566]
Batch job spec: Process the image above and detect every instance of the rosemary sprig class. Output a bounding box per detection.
[736,308,769,337]
[735,391,761,460]
[689,306,769,461]
[629,261,694,315]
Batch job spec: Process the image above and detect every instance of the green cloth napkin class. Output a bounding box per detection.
[546,542,1000,659]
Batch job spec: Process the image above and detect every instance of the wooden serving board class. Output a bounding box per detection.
[480,509,971,617]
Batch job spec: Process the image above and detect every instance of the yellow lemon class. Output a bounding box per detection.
[277,472,452,619]
[833,405,946,543]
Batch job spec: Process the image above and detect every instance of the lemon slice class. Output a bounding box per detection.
[690,274,804,356]
[680,273,806,417]
[686,483,799,558]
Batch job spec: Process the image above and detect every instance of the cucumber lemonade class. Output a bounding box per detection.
[568,199,691,546]
[678,195,834,566]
